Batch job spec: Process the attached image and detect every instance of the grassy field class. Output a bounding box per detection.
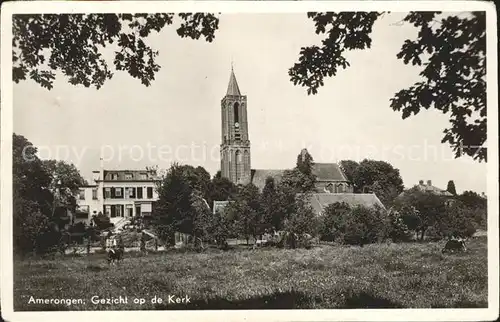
[14,236,488,311]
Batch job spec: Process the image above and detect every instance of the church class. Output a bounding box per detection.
[218,67,385,213]
[219,67,353,193]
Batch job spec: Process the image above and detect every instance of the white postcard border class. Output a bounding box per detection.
[1,1,498,322]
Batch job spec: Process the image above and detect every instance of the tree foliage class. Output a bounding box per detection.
[228,183,262,244]
[320,202,388,246]
[13,13,219,89]
[318,201,351,242]
[152,163,197,241]
[446,180,457,195]
[387,208,413,242]
[13,133,87,255]
[91,211,114,231]
[339,160,359,189]
[207,175,238,209]
[394,187,447,240]
[281,149,317,193]
[42,159,87,211]
[284,194,318,237]
[457,190,487,209]
[341,159,404,207]
[434,201,476,239]
[290,12,486,161]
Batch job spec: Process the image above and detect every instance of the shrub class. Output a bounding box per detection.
[387,209,413,242]
[336,205,388,246]
[434,202,477,239]
[319,202,351,242]
[282,194,320,248]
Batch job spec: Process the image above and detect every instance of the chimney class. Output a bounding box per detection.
[419,180,424,185]
[427,180,432,186]
[100,157,104,181]
[92,171,100,182]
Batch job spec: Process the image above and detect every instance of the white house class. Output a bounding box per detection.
[76,164,161,225]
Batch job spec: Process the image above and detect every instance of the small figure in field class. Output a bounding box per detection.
[442,236,467,254]
[107,245,124,265]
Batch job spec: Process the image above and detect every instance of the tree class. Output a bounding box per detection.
[456,190,487,229]
[295,148,317,192]
[351,159,404,206]
[230,183,262,245]
[434,201,476,239]
[91,211,114,231]
[152,163,196,243]
[318,201,351,242]
[339,160,359,190]
[394,187,447,240]
[282,194,319,248]
[209,208,234,249]
[387,209,413,242]
[13,133,59,255]
[279,149,317,194]
[260,177,278,232]
[13,13,219,90]
[457,190,487,209]
[190,190,214,247]
[207,175,238,209]
[321,202,388,246]
[289,12,486,162]
[340,205,388,246]
[42,160,87,212]
[446,180,457,195]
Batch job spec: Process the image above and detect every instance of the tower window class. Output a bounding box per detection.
[234,102,239,123]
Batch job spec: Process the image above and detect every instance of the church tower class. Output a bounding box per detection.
[220,67,251,185]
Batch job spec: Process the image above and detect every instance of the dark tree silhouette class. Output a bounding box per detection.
[446,180,457,195]
[12,13,219,89]
[289,12,486,162]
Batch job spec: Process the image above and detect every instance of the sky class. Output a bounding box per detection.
[13,13,487,194]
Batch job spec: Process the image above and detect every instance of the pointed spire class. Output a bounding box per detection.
[226,64,241,96]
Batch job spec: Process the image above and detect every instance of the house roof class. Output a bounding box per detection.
[226,67,241,96]
[312,163,348,182]
[101,170,159,182]
[306,193,386,214]
[416,184,454,196]
[399,184,454,198]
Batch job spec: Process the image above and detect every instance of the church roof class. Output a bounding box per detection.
[226,67,241,96]
[306,193,386,214]
[250,163,348,191]
[312,163,348,182]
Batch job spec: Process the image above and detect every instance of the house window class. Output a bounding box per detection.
[125,173,133,180]
[79,189,85,200]
[105,205,111,216]
[92,188,98,200]
[115,188,123,198]
[147,187,153,199]
[104,188,111,199]
[137,187,143,199]
[128,187,136,198]
[111,173,118,180]
[140,173,148,180]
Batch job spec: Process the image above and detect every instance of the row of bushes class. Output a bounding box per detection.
[317,199,485,247]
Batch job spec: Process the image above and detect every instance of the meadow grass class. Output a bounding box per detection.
[14,236,487,310]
